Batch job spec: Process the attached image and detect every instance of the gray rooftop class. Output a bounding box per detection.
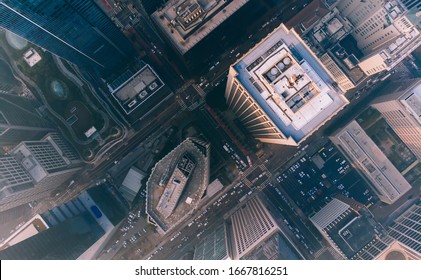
[152,0,250,54]
[110,65,165,115]
[146,138,210,233]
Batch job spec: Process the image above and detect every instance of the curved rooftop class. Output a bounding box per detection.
[146,137,210,233]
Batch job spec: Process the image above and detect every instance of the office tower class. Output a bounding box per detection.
[331,120,412,204]
[0,135,82,212]
[354,237,421,260]
[374,240,421,260]
[151,0,251,55]
[193,223,230,260]
[372,80,421,159]
[400,0,421,10]
[310,198,383,259]
[228,196,279,259]
[0,211,104,259]
[0,183,128,259]
[0,93,53,146]
[333,0,421,75]
[0,59,19,94]
[225,23,348,145]
[146,138,210,233]
[0,0,135,77]
[352,201,421,260]
[388,202,421,253]
[320,53,356,92]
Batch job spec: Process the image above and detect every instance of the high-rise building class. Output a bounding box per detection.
[0,93,53,146]
[146,138,210,233]
[400,0,421,10]
[0,211,104,259]
[372,80,421,159]
[0,183,128,259]
[310,198,384,259]
[0,135,82,212]
[352,201,421,260]
[0,0,135,77]
[225,24,348,145]
[388,202,421,253]
[151,0,251,55]
[193,223,230,260]
[331,120,412,204]
[330,0,421,75]
[228,196,279,259]
[194,196,304,260]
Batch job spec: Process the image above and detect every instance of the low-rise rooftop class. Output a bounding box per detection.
[310,199,382,259]
[109,65,165,115]
[331,120,413,204]
[152,0,250,54]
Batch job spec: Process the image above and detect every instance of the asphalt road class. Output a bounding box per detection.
[147,182,251,260]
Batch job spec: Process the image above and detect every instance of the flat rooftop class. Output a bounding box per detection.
[310,199,381,259]
[326,208,379,259]
[332,121,412,204]
[156,153,195,218]
[400,82,421,125]
[110,65,165,115]
[0,214,48,250]
[146,138,210,233]
[152,0,250,54]
[232,24,348,143]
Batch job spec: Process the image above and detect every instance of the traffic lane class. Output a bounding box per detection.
[195,108,247,170]
[259,193,314,259]
[263,186,323,252]
[151,186,249,259]
[148,184,251,260]
[196,0,312,87]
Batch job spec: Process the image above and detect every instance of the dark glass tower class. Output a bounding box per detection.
[0,93,54,146]
[0,0,135,77]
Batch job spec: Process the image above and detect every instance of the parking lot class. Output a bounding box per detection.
[276,141,376,216]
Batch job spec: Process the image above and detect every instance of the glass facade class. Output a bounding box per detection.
[0,93,53,145]
[0,0,135,76]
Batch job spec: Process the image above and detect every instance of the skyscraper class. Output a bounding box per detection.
[0,134,82,212]
[0,183,128,259]
[310,198,384,259]
[372,80,421,159]
[0,93,53,146]
[228,196,279,259]
[388,202,421,253]
[225,24,348,145]
[331,120,412,205]
[0,0,135,77]
[332,0,421,75]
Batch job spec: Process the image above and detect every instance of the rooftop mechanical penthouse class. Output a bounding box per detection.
[225,24,349,145]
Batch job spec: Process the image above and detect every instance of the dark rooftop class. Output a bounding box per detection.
[326,208,380,259]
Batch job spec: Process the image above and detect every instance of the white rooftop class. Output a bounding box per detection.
[152,0,250,54]
[401,82,421,125]
[23,48,42,67]
[233,24,348,142]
